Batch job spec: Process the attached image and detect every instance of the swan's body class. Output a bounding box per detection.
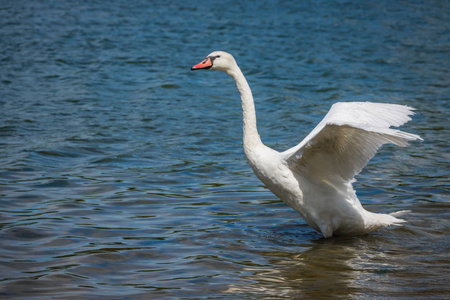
[192,51,421,238]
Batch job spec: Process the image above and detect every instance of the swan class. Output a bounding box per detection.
[191,51,421,238]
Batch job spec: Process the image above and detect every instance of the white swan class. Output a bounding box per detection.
[191,51,421,238]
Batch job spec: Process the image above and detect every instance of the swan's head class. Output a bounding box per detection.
[191,51,236,73]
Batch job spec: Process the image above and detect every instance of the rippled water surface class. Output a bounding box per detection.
[1,0,449,299]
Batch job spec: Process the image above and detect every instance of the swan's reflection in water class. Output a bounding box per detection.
[225,231,420,299]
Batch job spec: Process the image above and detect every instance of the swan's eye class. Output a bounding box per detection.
[209,55,221,64]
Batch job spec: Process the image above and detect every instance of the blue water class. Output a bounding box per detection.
[1,0,449,299]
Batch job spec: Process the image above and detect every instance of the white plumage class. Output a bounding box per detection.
[192,51,421,238]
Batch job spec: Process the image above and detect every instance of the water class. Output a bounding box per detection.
[0,0,449,298]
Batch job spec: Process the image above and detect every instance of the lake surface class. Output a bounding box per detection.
[1,0,449,299]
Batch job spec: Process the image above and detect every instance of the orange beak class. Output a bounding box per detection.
[191,57,212,70]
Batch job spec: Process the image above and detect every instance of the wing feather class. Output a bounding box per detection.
[282,102,421,182]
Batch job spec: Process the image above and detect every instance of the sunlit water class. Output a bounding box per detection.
[1,0,449,299]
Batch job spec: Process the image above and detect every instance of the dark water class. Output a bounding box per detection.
[1,0,449,299]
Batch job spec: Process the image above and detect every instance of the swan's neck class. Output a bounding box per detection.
[227,67,263,155]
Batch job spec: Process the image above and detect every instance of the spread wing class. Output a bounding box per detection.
[281,102,421,183]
